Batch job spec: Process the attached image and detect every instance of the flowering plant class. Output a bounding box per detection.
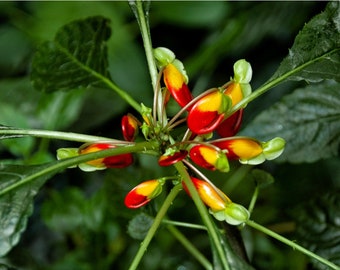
[0,1,339,269]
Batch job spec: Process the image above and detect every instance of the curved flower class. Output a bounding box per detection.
[212,137,263,164]
[121,113,140,142]
[187,89,231,134]
[212,137,285,165]
[78,142,133,171]
[163,62,193,109]
[124,179,163,209]
[183,177,231,211]
[189,144,229,172]
[183,177,249,225]
[216,109,243,138]
[158,150,188,166]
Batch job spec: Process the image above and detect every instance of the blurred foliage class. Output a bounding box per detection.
[0,1,339,270]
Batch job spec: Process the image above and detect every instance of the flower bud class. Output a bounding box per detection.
[158,150,188,166]
[189,144,229,172]
[187,89,232,134]
[182,177,231,211]
[153,47,176,68]
[216,109,243,138]
[121,114,140,142]
[124,179,163,208]
[212,137,264,165]
[233,59,252,84]
[262,137,285,160]
[163,63,193,109]
[210,202,249,225]
[78,142,133,171]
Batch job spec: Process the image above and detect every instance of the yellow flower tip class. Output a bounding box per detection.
[164,63,185,90]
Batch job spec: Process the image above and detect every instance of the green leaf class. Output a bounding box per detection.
[211,222,254,270]
[242,80,340,163]
[290,191,340,269]
[0,164,55,256]
[269,1,340,83]
[31,16,111,93]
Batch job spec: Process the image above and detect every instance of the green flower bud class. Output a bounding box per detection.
[224,203,250,225]
[233,59,252,84]
[153,47,176,68]
[262,137,286,160]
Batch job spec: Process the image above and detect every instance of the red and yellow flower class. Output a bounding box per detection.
[183,177,231,211]
[78,142,133,170]
[124,179,163,208]
[189,144,229,172]
[187,89,231,134]
[121,113,140,142]
[158,150,188,166]
[163,62,193,109]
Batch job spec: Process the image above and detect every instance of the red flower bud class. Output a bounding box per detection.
[124,179,163,209]
[79,143,133,169]
[187,90,231,135]
[183,177,231,211]
[216,109,243,138]
[163,63,193,109]
[189,144,229,172]
[121,114,140,142]
[158,150,188,166]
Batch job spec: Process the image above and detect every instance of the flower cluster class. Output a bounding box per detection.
[57,47,285,226]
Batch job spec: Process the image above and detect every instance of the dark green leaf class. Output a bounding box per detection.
[0,164,55,256]
[290,191,340,269]
[270,1,340,83]
[31,16,111,93]
[211,222,254,270]
[251,169,275,189]
[242,80,340,163]
[127,213,154,240]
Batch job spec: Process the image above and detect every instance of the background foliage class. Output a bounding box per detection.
[0,1,339,270]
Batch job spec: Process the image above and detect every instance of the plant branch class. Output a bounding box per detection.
[0,127,126,143]
[0,140,159,197]
[174,161,230,269]
[167,224,213,270]
[246,220,340,270]
[128,184,182,270]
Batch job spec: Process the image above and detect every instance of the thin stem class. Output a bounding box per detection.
[247,185,259,215]
[227,50,339,118]
[134,0,158,91]
[128,184,182,270]
[162,219,207,231]
[174,161,230,269]
[0,140,159,197]
[167,224,213,270]
[246,220,340,270]
[0,128,127,143]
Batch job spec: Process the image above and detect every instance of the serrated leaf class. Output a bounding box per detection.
[31,16,111,93]
[0,164,55,256]
[270,1,340,83]
[290,191,340,269]
[242,80,340,163]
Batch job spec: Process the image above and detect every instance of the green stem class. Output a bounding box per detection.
[246,220,340,270]
[167,224,213,270]
[174,161,230,270]
[0,128,124,143]
[228,50,339,117]
[0,140,159,197]
[134,0,158,91]
[128,184,182,270]
[247,186,259,215]
[98,75,142,113]
[162,219,207,231]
